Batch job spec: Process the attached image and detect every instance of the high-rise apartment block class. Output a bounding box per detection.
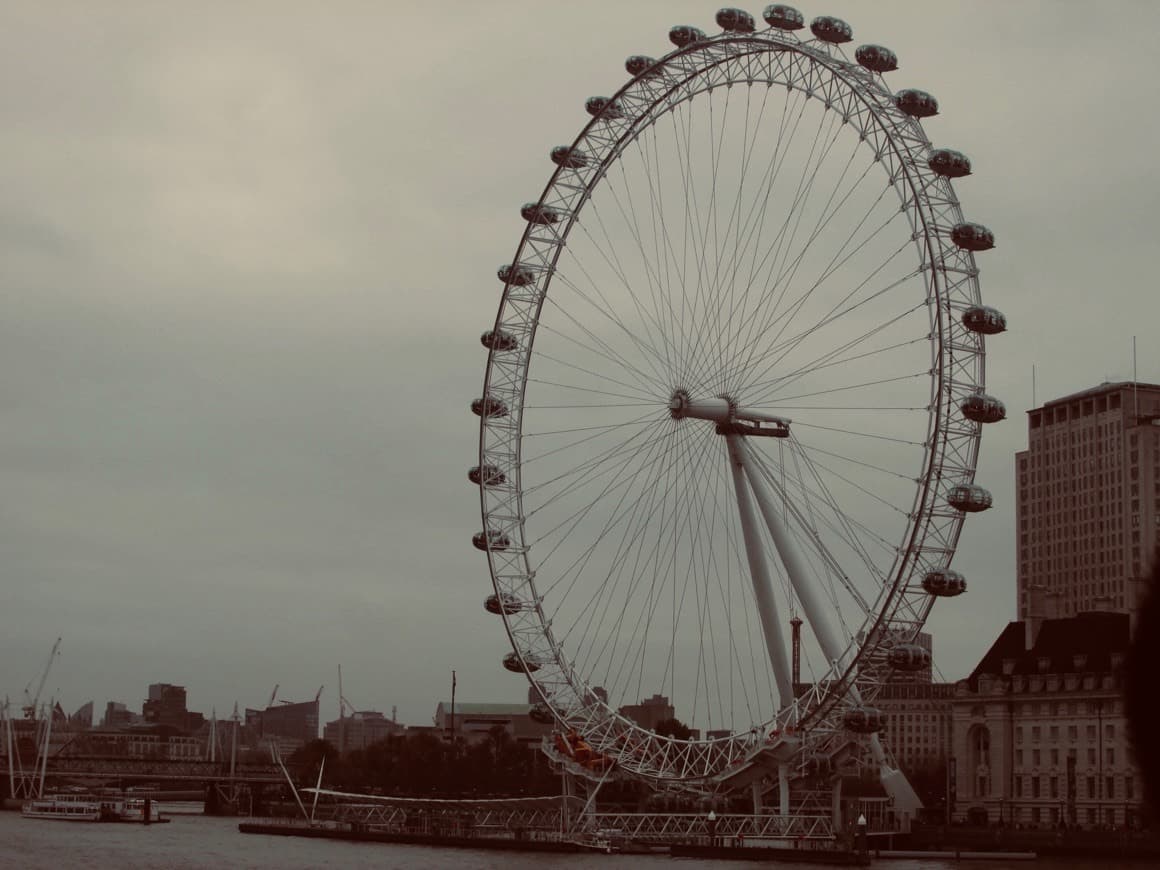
[1016,381,1160,620]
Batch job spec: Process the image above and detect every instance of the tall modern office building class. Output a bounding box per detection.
[1016,381,1160,620]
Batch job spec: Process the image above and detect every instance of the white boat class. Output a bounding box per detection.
[22,794,103,821]
[21,793,166,823]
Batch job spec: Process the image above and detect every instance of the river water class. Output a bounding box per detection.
[0,810,1145,869]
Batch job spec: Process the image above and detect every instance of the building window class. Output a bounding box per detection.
[1107,776,1116,799]
[1016,749,1024,767]
[1050,748,1059,766]
[1050,776,1059,798]
[1032,777,1041,798]
[1015,777,1023,797]
[1107,747,1115,765]
[1087,776,1096,798]
[1127,777,1135,800]
[1033,749,1041,766]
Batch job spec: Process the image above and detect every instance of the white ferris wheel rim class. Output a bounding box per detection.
[476,18,989,785]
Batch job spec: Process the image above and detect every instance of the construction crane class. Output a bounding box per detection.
[22,638,61,720]
[267,684,279,709]
[314,685,324,704]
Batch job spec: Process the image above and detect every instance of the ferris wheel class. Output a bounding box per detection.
[472,5,1005,789]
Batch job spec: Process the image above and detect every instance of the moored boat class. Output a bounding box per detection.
[22,794,102,822]
[21,792,167,823]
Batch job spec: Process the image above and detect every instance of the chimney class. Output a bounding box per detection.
[1025,585,1048,650]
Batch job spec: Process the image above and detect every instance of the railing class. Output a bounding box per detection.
[581,812,835,842]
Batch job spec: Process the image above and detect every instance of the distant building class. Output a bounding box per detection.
[143,683,203,733]
[102,701,136,728]
[245,699,319,747]
[875,682,954,773]
[949,611,1143,828]
[433,702,551,748]
[1017,381,1160,620]
[618,694,674,732]
[79,728,203,760]
[70,701,94,729]
[323,710,403,752]
[529,685,607,705]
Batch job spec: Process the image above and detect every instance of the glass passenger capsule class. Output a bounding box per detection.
[810,16,853,44]
[716,8,756,32]
[763,4,804,29]
[473,529,512,552]
[928,148,972,178]
[888,643,932,671]
[497,263,536,286]
[951,222,995,252]
[550,145,589,168]
[625,55,662,78]
[895,88,939,118]
[471,394,509,418]
[947,484,993,513]
[855,44,898,73]
[961,305,1007,335]
[468,464,506,487]
[843,706,884,734]
[521,203,565,225]
[922,569,967,597]
[481,329,518,352]
[961,393,1006,424]
[669,25,707,48]
[484,591,523,615]
[585,96,624,119]
[503,651,541,673]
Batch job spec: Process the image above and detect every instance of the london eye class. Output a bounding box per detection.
[472,5,1005,794]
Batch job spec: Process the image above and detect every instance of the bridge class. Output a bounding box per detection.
[24,755,286,784]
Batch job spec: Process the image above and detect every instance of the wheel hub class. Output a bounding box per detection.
[669,389,792,437]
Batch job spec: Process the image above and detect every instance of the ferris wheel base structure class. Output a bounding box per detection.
[474,2,1005,830]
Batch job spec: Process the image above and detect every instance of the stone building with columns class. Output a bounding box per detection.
[950,610,1143,828]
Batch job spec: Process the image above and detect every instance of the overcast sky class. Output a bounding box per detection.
[3,1,1159,729]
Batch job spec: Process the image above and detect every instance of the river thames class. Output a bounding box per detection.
[0,811,1150,870]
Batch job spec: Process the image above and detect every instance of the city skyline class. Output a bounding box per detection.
[4,2,1160,728]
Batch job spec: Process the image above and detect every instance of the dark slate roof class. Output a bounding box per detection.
[966,611,1130,689]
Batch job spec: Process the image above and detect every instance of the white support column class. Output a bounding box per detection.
[738,438,844,668]
[751,779,763,816]
[726,434,794,709]
[738,440,925,818]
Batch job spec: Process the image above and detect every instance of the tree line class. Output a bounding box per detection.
[289,727,559,797]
